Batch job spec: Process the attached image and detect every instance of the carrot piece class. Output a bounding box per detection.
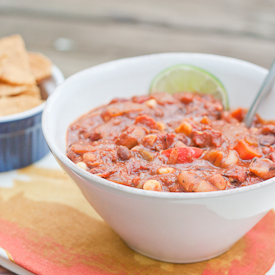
[175,121,193,136]
[231,108,246,122]
[234,139,262,160]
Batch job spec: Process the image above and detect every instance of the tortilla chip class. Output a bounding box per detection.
[0,83,31,97]
[0,82,41,98]
[0,54,7,76]
[21,85,41,98]
[0,35,35,85]
[28,52,52,82]
[0,95,44,116]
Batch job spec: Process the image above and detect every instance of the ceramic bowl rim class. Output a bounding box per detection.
[42,52,275,200]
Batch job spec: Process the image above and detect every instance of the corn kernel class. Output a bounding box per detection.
[175,121,192,136]
[201,116,210,125]
[76,162,87,170]
[156,122,166,131]
[143,180,162,191]
[145,99,157,108]
[157,167,175,174]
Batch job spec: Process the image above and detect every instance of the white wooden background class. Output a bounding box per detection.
[0,0,274,78]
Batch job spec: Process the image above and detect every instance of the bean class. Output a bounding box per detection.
[117,146,131,160]
[156,122,166,130]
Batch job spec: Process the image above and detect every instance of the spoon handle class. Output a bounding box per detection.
[245,59,275,128]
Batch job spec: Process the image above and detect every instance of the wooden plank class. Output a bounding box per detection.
[0,12,274,77]
[1,0,275,40]
[0,0,274,76]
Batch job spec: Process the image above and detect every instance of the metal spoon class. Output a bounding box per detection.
[245,59,275,127]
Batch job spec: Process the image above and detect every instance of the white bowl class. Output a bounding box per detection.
[42,53,275,263]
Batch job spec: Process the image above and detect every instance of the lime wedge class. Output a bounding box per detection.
[150,64,229,110]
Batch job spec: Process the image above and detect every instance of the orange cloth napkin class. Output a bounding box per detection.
[0,165,275,275]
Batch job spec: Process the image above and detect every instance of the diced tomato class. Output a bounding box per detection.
[135,115,157,129]
[231,108,246,122]
[167,148,178,164]
[178,93,194,104]
[166,133,176,148]
[162,147,203,164]
[192,129,223,148]
[162,148,173,158]
[234,139,262,160]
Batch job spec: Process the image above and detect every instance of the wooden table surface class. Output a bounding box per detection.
[0,0,275,274]
[1,0,275,79]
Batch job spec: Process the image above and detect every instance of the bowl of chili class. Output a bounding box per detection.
[42,53,275,263]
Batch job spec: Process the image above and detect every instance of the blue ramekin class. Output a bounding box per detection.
[0,65,64,172]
